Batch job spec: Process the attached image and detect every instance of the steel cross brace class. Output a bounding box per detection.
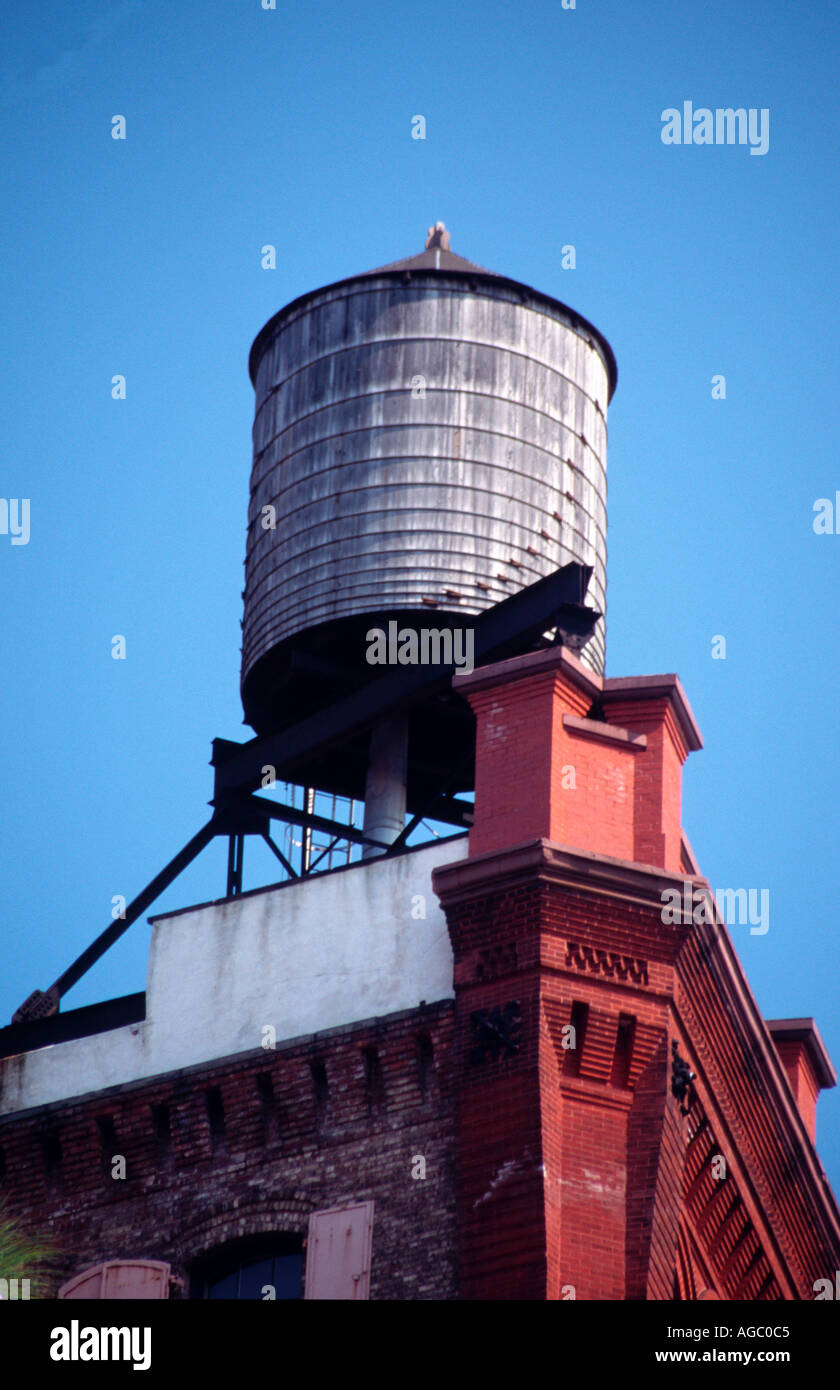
[10,563,597,1023]
[10,799,394,1023]
[211,562,597,799]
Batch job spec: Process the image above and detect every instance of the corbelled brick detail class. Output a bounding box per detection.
[0,1004,456,1300]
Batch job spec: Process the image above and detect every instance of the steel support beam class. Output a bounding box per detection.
[11,566,597,1023]
[212,563,596,799]
[12,818,219,1022]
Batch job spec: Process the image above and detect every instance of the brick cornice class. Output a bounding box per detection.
[766,1018,837,1090]
[0,999,454,1128]
[452,649,704,760]
[434,834,840,1297]
[562,713,648,751]
[685,888,839,1184]
[432,836,697,916]
[672,1010,800,1299]
[453,643,602,702]
[602,674,703,753]
[673,903,840,1289]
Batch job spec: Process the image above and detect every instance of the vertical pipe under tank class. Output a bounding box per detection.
[362,715,409,858]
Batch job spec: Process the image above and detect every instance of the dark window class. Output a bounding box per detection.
[190,1234,303,1300]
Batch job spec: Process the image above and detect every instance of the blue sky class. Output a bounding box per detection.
[2,0,840,1189]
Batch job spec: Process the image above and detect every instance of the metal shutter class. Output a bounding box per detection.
[304,1201,374,1300]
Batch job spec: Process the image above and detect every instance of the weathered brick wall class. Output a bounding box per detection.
[0,1001,457,1300]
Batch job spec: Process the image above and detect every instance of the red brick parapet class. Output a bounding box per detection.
[454,646,702,872]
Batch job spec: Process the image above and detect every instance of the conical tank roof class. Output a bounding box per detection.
[361,220,500,278]
[249,223,617,398]
[361,247,499,276]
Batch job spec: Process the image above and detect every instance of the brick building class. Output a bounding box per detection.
[2,640,838,1300]
[1,234,839,1300]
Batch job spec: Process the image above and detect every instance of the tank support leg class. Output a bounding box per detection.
[362,714,409,859]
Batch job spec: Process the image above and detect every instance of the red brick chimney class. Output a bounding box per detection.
[458,645,701,870]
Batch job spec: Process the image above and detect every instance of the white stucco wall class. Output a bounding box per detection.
[0,837,465,1116]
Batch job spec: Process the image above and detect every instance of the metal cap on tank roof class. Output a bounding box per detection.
[241,223,616,747]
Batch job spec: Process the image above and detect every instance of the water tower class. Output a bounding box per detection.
[240,225,616,848]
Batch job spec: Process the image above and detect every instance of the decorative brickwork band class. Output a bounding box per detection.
[565,942,649,985]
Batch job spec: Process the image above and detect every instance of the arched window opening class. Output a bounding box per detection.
[189,1233,303,1300]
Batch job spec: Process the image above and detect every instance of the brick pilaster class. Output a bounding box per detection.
[433,841,691,1300]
